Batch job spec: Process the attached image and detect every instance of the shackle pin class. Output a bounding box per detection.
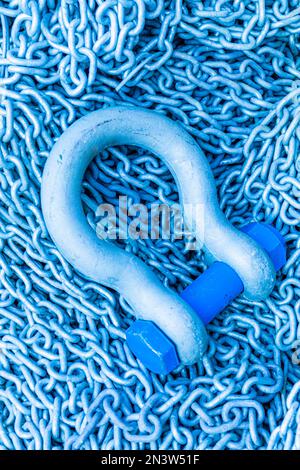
[127,221,285,374]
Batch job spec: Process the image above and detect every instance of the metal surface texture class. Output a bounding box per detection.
[0,0,299,450]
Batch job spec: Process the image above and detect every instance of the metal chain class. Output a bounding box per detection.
[0,0,299,450]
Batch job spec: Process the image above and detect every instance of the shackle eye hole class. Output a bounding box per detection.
[81,144,204,291]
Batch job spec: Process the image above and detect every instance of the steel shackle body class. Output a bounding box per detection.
[41,106,280,372]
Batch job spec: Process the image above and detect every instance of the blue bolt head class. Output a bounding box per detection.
[241,222,286,271]
[126,320,180,375]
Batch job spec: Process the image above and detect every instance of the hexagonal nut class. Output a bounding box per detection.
[126,320,180,375]
[241,222,286,271]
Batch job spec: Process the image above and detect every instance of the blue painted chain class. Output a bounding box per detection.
[0,0,300,450]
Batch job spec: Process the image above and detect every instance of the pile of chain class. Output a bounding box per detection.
[0,0,299,450]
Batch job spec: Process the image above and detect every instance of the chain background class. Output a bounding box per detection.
[0,0,299,449]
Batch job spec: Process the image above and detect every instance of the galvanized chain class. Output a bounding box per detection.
[0,0,299,449]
